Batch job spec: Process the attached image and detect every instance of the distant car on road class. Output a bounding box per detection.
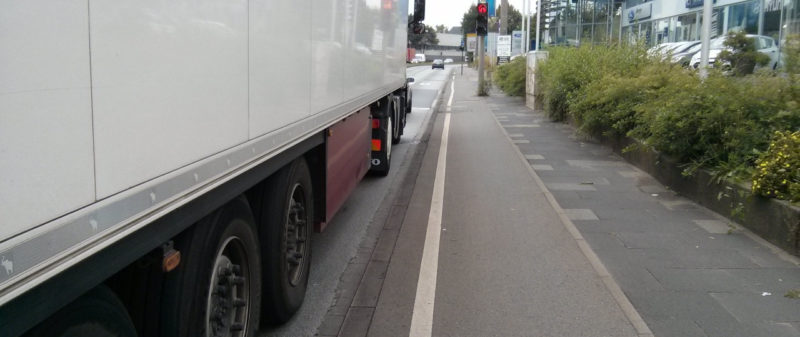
[432,59,445,69]
[444,58,454,63]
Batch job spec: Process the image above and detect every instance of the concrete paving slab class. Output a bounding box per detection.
[693,219,732,234]
[564,208,599,220]
[531,164,553,171]
[546,183,597,191]
[710,292,800,323]
[524,154,544,160]
[646,319,708,337]
[339,307,374,337]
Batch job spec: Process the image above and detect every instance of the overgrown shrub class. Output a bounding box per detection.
[717,31,770,76]
[783,34,800,74]
[534,42,800,200]
[568,62,682,138]
[494,57,526,96]
[535,44,650,121]
[752,131,800,202]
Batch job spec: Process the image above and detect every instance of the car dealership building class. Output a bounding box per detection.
[543,0,800,47]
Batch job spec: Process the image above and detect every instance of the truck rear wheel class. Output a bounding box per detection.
[259,158,313,324]
[161,196,262,337]
[391,95,404,145]
[23,285,136,337]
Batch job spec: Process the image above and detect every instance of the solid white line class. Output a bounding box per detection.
[446,75,455,111]
[409,112,452,336]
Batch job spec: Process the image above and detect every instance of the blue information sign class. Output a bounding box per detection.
[487,0,496,17]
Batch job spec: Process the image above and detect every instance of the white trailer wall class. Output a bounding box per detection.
[0,2,95,240]
[0,0,407,263]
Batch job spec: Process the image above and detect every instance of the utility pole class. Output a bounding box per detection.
[478,36,485,91]
[500,0,508,35]
[699,0,712,79]
[535,0,541,50]
[477,1,489,95]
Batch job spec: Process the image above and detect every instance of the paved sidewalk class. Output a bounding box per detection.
[486,81,800,335]
[318,67,800,337]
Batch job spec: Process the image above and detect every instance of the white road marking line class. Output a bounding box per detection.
[446,75,455,111]
[409,81,453,337]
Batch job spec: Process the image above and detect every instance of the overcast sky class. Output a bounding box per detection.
[412,0,534,29]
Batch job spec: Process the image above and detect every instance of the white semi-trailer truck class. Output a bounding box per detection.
[0,1,426,336]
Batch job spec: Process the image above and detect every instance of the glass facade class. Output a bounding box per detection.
[540,0,800,48]
[616,0,800,48]
[541,0,623,46]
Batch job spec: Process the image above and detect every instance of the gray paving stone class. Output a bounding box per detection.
[648,267,800,294]
[710,292,800,323]
[639,247,760,269]
[639,184,669,194]
[580,232,626,250]
[339,307,374,337]
[351,261,389,308]
[507,133,524,137]
[371,228,399,262]
[693,219,732,234]
[511,139,530,144]
[539,176,611,186]
[618,170,647,178]
[563,208,599,220]
[625,290,736,325]
[566,159,631,168]
[502,124,540,128]
[327,262,368,316]
[545,183,597,191]
[646,318,708,337]
[317,313,345,336]
[531,164,553,171]
[747,322,800,337]
[659,198,700,211]
[524,154,544,160]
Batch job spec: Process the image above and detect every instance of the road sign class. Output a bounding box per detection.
[487,0,495,16]
[497,35,511,57]
[466,33,477,52]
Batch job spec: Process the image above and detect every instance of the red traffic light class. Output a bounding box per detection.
[477,3,487,15]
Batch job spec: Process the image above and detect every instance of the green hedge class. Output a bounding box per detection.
[494,57,527,96]
[535,40,800,202]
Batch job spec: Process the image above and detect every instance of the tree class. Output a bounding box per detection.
[717,31,770,76]
[407,14,439,49]
[461,5,478,37]
[435,24,448,33]
[492,4,522,33]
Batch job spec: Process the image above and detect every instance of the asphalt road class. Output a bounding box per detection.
[260,66,454,336]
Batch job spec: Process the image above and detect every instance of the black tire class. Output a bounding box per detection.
[23,285,136,337]
[391,96,402,145]
[406,89,413,114]
[161,196,262,337]
[259,158,313,324]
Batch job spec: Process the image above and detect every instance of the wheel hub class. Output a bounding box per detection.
[207,239,249,337]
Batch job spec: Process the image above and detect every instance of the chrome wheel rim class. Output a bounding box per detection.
[286,184,309,287]
[206,236,250,337]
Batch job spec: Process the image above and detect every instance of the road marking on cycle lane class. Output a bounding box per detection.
[409,75,454,337]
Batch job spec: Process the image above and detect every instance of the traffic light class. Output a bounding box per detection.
[476,2,488,36]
